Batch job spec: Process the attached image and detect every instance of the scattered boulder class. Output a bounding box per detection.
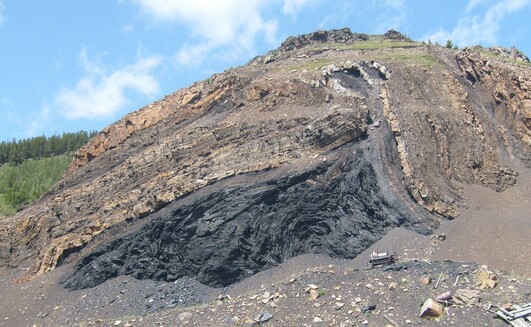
[419,276,431,286]
[362,304,376,313]
[475,266,498,289]
[431,234,446,243]
[305,285,321,301]
[254,311,273,323]
[313,316,323,323]
[384,29,407,41]
[487,46,530,62]
[420,298,444,318]
[309,289,320,301]
[454,289,481,306]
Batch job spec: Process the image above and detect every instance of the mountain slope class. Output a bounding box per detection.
[0,29,529,291]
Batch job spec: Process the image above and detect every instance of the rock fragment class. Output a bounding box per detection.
[254,311,273,323]
[453,289,481,306]
[309,289,320,301]
[362,304,376,313]
[475,266,498,289]
[178,312,193,322]
[419,298,444,318]
[419,276,431,286]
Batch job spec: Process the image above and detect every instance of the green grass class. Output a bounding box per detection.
[293,51,437,70]
[305,39,422,52]
[342,41,421,50]
[0,194,16,217]
[304,58,334,69]
[282,58,336,72]
[0,155,72,215]
[287,38,435,71]
[378,53,440,68]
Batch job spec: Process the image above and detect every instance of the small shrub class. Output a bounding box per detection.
[446,40,454,49]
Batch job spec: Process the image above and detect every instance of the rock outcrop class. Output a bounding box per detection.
[0,29,529,290]
[457,49,531,159]
[279,28,368,51]
[62,148,429,289]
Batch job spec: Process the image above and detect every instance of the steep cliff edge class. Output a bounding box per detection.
[0,29,528,290]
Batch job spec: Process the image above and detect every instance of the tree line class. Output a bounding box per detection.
[0,130,98,216]
[0,155,72,215]
[0,130,98,165]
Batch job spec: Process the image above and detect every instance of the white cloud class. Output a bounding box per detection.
[55,50,161,119]
[382,0,405,10]
[0,1,5,26]
[283,0,313,16]
[176,43,210,67]
[122,24,134,33]
[1,96,13,107]
[319,0,406,36]
[465,0,491,13]
[26,106,51,137]
[318,1,355,29]
[425,0,531,47]
[130,0,277,44]
[127,1,310,66]
[372,0,407,33]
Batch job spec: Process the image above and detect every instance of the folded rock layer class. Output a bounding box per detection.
[0,29,528,289]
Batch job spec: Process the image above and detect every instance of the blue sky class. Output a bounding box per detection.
[0,0,529,142]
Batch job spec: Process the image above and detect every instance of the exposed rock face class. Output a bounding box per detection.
[0,29,529,289]
[486,46,530,63]
[381,62,519,217]
[279,28,368,51]
[62,148,429,289]
[383,29,407,41]
[66,85,219,173]
[457,49,531,159]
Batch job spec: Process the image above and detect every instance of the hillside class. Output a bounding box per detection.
[0,155,72,216]
[0,131,98,216]
[0,29,529,326]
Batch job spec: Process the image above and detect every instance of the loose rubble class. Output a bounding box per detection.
[108,261,530,327]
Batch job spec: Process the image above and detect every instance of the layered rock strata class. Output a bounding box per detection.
[0,29,528,289]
